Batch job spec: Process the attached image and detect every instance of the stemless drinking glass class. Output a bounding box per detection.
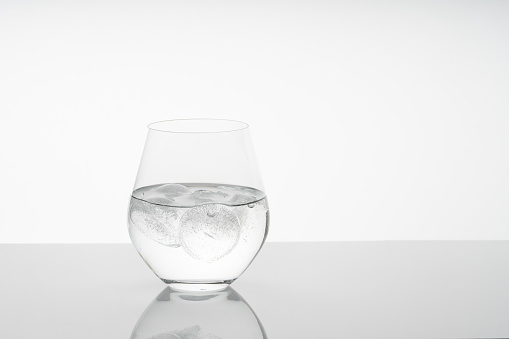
[128,119,269,291]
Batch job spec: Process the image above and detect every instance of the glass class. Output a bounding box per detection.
[128,119,269,291]
[131,287,267,339]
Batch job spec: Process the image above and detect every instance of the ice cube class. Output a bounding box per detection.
[148,325,220,339]
[179,204,240,262]
[145,196,175,205]
[190,189,228,204]
[233,198,269,240]
[147,333,181,339]
[228,193,257,206]
[129,198,181,247]
[152,184,192,198]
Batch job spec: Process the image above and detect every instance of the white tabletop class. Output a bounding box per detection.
[1,242,508,338]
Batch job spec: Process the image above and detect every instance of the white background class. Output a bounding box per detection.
[1,0,508,243]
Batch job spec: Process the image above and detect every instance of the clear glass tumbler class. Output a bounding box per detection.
[128,119,269,291]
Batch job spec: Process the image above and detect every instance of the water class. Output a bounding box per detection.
[128,183,269,284]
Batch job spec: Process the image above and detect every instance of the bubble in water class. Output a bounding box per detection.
[247,203,255,208]
[129,199,181,247]
[180,204,240,262]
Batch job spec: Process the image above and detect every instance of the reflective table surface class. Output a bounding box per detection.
[1,242,508,338]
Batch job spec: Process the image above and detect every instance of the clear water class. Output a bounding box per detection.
[128,183,269,284]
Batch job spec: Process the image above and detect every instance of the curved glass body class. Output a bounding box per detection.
[128,119,269,291]
[131,287,267,339]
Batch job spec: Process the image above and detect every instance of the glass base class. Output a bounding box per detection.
[162,279,234,292]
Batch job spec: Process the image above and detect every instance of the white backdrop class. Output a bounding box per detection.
[1,0,508,243]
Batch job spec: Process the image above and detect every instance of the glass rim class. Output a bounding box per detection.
[147,118,249,134]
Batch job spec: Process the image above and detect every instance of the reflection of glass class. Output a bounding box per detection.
[131,286,268,339]
[128,119,269,291]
